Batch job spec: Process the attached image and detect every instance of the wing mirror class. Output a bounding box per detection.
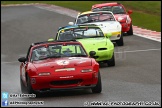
[18,57,27,62]
[68,22,74,25]
[89,51,96,58]
[105,33,112,38]
[128,10,133,14]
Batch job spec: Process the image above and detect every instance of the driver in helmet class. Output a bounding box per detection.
[63,48,72,57]
[37,47,49,59]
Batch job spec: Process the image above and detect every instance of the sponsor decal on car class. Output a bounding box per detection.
[56,60,69,65]
[59,76,74,79]
[55,68,75,72]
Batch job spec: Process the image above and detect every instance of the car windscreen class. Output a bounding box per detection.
[92,6,126,14]
[30,44,87,61]
[58,27,104,40]
[76,12,115,24]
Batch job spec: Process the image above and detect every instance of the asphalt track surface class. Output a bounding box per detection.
[1,5,161,107]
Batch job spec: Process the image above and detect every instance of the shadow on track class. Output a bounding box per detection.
[34,89,97,98]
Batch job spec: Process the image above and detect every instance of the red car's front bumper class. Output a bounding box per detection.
[30,72,98,91]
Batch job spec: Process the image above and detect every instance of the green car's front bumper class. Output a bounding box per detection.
[93,47,114,62]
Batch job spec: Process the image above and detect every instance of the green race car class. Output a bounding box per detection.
[51,25,115,66]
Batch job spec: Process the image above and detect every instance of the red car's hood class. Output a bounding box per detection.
[32,57,92,72]
[114,14,127,20]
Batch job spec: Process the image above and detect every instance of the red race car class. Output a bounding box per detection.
[18,40,102,94]
[92,2,133,35]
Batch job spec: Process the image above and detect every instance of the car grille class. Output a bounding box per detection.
[50,79,83,86]
[98,48,107,50]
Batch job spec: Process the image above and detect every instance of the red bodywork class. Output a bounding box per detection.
[91,2,133,33]
[20,41,99,92]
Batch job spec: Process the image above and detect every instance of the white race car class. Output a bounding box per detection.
[69,11,123,46]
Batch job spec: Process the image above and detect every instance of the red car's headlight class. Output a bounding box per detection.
[81,69,93,73]
[118,17,126,23]
[38,72,51,76]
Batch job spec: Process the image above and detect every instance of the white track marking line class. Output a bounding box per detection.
[115,48,161,54]
[133,33,161,42]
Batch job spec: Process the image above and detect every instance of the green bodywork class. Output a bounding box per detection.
[77,37,114,62]
[53,25,114,62]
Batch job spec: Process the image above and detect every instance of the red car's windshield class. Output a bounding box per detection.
[92,6,126,14]
[30,44,87,61]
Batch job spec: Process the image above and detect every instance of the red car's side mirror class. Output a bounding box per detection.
[18,57,27,62]
[89,51,96,58]
[128,10,133,14]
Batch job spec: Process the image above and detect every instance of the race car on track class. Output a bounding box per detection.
[91,2,133,35]
[18,40,102,94]
[53,24,115,66]
[68,11,124,46]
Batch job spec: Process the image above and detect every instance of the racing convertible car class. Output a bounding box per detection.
[68,11,124,46]
[18,40,102,94]
[91,2,133,35]
[53,25,115,67]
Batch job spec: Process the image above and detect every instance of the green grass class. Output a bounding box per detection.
[131,11,161,32]
[1,1,161,32]
[114,1,161,16]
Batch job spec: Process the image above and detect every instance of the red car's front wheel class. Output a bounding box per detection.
[20,76,27,93]
[127,24,133,35]
[26,75,35,94]
[91,71,102,93]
